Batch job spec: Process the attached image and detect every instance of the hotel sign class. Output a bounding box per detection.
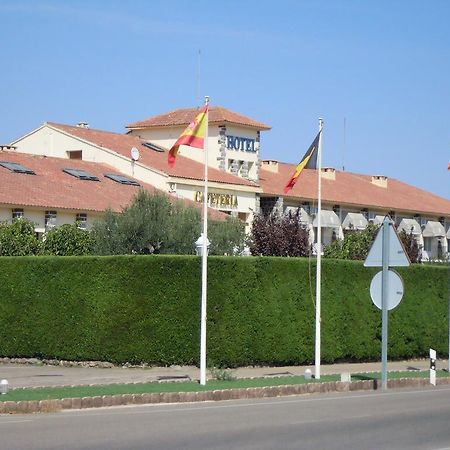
[226,135,256,153]
[195,191,238,207]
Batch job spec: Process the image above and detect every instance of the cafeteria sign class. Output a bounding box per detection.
[195,191,238,207]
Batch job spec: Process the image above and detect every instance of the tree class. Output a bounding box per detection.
[90,209,124,255]
[324,222,379,260]
[398,229,421,263]
[324,222,422,263]
[92,191,172,255]
[165,201,201,255]
[248,210,310,257]
[91,190,246,256]
[209,216,246,255]
[0,219,41,256]
[42,223,95,256]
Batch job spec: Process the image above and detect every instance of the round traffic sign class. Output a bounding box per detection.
[370,269,404,311]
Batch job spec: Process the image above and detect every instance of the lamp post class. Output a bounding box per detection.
[194,233,210,385]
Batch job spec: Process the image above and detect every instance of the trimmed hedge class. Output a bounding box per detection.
[0,256,448,366]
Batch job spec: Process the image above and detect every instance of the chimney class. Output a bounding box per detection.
[0,145,16,152]
[321,167,336,180]
[76,122,90,129]
[371,175,388,188]
[261,160,279,173]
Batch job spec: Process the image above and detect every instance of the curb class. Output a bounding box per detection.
[1,377,449,414]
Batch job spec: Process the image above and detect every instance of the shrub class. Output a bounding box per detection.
[249,211,310,257]
[42,224,95,256]
[0,219,41,256]
[0,256,447,366]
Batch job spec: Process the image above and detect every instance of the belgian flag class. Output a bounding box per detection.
[284,131,321,193]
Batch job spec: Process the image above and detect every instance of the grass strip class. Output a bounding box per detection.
[0,370,448,402]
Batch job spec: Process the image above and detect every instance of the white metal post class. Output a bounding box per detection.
[199,96,209,386]
[315,118,323,380]
[381,217,390,390]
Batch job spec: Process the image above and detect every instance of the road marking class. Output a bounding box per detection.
[0,419,32,425]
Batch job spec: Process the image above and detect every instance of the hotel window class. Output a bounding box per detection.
[45,211,57,229]
[12,208,24,221]
[76,213,87,229]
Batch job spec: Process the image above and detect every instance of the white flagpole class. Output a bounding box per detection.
[315,118,323,380]
[199,96,210,385]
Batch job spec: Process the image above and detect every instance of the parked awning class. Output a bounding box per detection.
[284,207,311,224]
[370,215,386,225]
[313,210,341,228]
[342,212,368,230]
[397,218,421,235]
[422,221,445,238]
[298,208,311,225]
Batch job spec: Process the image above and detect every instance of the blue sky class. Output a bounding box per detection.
[1,0,449,199]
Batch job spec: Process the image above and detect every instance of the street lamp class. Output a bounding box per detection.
[194,233,210,257]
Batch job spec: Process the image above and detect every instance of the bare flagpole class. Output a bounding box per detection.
[315,118,324,380]
[199,95,210,386]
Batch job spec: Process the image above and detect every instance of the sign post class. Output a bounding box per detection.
[365,216,410,390]
[381,217,390,390]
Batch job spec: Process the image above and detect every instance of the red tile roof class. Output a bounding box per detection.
[0,152,227,220]
[126,106,271,130]
[47,122,258,188]
[259,162,450,216]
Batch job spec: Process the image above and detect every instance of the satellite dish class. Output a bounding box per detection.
[131,147,140,161]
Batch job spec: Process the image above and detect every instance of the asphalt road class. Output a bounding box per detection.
[2,387,450,450]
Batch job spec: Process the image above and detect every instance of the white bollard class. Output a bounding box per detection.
[340,372,351,382]
[0,379,9,394]
[430,348,436,386]
[304,369,312,380]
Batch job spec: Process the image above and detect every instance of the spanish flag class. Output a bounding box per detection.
[284,131,321,194]
[168,105,208,167]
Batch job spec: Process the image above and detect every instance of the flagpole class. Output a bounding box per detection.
[199,96,210,386]
[315,118,323,380]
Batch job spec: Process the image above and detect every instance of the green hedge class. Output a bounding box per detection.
[0,256,448,366]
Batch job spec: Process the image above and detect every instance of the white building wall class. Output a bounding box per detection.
[0,206,101,230]
[12,126,169,191]
[13,126,98,160]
